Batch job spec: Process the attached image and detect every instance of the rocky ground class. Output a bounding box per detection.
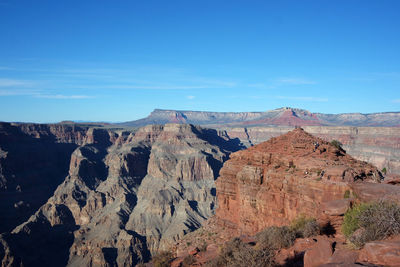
[172,128,400,267]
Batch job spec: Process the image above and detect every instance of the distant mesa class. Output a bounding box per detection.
[119,107,400,127]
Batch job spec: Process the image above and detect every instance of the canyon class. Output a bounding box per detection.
[0,109,400,266]
[0,122,241,266]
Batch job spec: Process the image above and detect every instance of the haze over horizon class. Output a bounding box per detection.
[1,0,400,123]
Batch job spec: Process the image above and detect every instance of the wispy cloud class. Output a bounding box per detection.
[186,95,195,100]
[83,84,222,90]
[0,89,93,100]
[246,83,267,88]
[0,89,40,96]
[1,66,239,91]
[34,94,94,99]
[392,99,400,103]
[0,79,33,87]
[276,78,317,85]
[276,96,328,102]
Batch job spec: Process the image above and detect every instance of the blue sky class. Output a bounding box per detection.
[1,0,400,123]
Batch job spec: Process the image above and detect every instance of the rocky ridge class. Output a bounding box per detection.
[222,126,400,175]
[216,128,382,235]
[120,107,400,127]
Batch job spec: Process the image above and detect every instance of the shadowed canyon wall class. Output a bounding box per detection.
[0,122,243,266]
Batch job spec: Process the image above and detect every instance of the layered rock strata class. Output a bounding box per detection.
[0,123,241,266]
[216,128,382,235]
[223,126,400,175]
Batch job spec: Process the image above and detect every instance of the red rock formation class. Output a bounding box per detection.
[215,128,381,235]
[358,235,400,266]
[244,108,323,126]
[223,126,400,175]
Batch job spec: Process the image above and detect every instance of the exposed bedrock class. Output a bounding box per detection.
[0,123,241,266]
[216,128,383,235]
[222,126,400,175]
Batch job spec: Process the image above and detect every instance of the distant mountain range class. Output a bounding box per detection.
[119,107,400,127]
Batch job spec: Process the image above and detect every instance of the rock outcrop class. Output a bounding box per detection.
[223,126,400,176]
[215,128,381,235]
[173,128,400,267]
[0,123,242,266]
[358,235,400,266]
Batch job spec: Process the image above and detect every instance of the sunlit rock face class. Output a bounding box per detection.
[216,128,382,235]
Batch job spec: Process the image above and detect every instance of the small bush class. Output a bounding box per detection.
[256,226,296,250]
[302,220,320,238]
[152,251,174,267]
[182,255,196,267]
[331,140,343,150]
[343,201,400,247]
[381,167,387,175]
[199,241,208,252]
[206,237,275,267]
[343,190,351,199]
[342,203,370,238]
[290,215,320,238]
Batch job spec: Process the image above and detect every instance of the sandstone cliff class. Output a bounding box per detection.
[223,126,400,175]
[216,128,382,235]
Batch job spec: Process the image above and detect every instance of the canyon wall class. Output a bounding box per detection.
[0,123,242,266]
[121,107,400,127]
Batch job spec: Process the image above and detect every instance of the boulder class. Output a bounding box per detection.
[304,238,333,267]
[358,235,400,266]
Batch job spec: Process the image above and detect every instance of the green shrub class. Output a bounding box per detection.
[302,219,320,238]
[152,251,174,267]
[343,201,400,247]
[290,215,320,238]
[206,237,275,267]
[381,167,387,175]
[342,203,370,238]
[343,190,351,199]
[256,226,296,250]
[331,140,343,150]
